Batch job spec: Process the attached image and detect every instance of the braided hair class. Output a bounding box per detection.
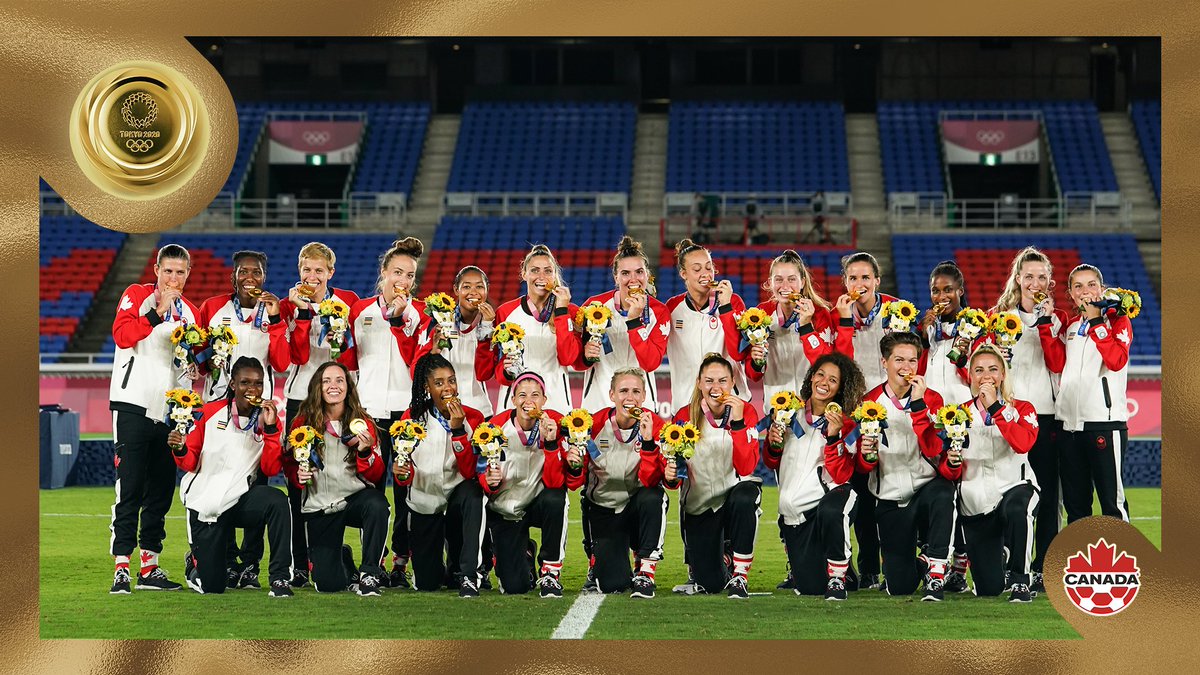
[225,356,265,402]
[929,259,968,309]
[410,352,455,423]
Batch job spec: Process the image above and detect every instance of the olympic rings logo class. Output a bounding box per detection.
[126,139,155,153]
[976,130,1006,145]
[121,92,158,129]
[302,131,330,145]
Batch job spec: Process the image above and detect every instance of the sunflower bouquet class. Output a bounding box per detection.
[288,425,324,486]
[561,409,594,467]
[736,307,774,368]
[988,311,1023,360]
[934,404,971,458]
[851,401,889,462]
[316,298,352,359]
[472,422,507,471]
[170,323,208,370]
[880,299,919,334]
[659,422,699,480]
[491,322,526,373]
[164,388,202,438]
[389,419,427,467]
[1095,287,1142,319]
[206,324,239,378]
[575,302,614,357]
[948,308,989,363]
[423,292,458,349]
[768,391,804,429]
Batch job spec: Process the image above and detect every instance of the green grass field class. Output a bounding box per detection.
[40,485,1160,639]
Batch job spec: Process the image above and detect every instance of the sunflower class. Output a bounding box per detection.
[680,424,699,444]
[409,422,427,441]
[661,424,684,445]
[1003,316,1020,332]
[176,391,199,408]
[170,326,185,343]
[989,311,1022,337]
[389,420,406,437]
[854,401,888,422]
[424,292,456,312]
[771,391,794,411]
[957,307,988,328]
[885,300,917,322]
[587,304,611,323]
[473,424,500,446]
[563,409,592,432]
[736,307,772,331]
[289,427,314,447]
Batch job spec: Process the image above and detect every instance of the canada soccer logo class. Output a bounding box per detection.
[1063,538,1140,616]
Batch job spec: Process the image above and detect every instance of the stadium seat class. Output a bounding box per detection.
[38,216,128,358]
[1130,100,1161,203]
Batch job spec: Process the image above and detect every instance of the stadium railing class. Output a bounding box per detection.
[441,192,628,218]
[659,214,858,250]
[662,191,852,219]
[887,192,1132,231]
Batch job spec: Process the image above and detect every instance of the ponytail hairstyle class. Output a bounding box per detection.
[762,249,830,310]
[612,236,655,295]
[377,237,424,295]
[225,356,265,402]
[674,237,711,273]
[295,361,372,465]
[688,353,735,436]
[995,247,1052,312]
[800,352,866,414]
[521,244,563,289]
[929,259,968,309]
[410,353,455,423]
[967,343,1014,403]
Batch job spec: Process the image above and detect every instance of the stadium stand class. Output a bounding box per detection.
[446,101,635,193]
[878,100,1119,195]
[1130,100,1161,203]
[666,101,850,194]
[424,216,627,302]
[38,216,128,361]
[891,233,1160,362]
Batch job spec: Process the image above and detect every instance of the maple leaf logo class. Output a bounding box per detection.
[1023,412,1040,429]
[1116,328,1131,345]
[120,295,133,311]
[819,327,835,345]
[659,322,670,337]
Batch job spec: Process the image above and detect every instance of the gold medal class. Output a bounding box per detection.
[69,62,208,199]
[826,402,842,417]
[1033,291,1048,305]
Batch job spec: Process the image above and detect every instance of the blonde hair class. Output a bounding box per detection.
[521,244,563,287]
[688,354,734,439]
[297,242,336,269]
[609,367,647,392]
[995,247,1052,312]
[761,249,831,311]
[968,343,1014,402]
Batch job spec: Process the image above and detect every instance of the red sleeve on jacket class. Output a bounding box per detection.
[1089,312,1132,371]
[288,305,313,366]
[637,414,667,487]
[112,284,159,349]
[340,300,367,371]
[354,419,385,485]
[1037,309,1070,374]
[281,415,302,489]
[454,407,485,480]
[798,308,835,366]
[493,301,518,386]
[267,316,291,374]
[992,399,1038,455]
[822,420,857,485]
[718,295,749,362]
[913,389,945,458]
[937,454,964,481]
[626,297,669,373]
[730,403,760,477]
[259,420,284,476]
[554,303,584,368]
[474,329,497,382]
[404,301,438,367]
[833,309,855,358]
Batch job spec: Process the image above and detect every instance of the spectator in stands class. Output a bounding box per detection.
[280,242,360,587]
[480,372,581,597]
[170,356,293,597]
[197,250,291,591]
[955,344,1041,603]
[803,191,833,245]
[671,354,762,599]
[573,369,669,598]
[836,251,901,591]
[391,353,488,597]
[693,192,719,244]
[764,352,863,600]
[107,243,201,594]
[283,361,389,595]
[1038,264,1133,527]
[340,237,430,590]
[854,333,956,602]
[493,245,584,413]
[743,201,768,246]
[991,247,1067,593]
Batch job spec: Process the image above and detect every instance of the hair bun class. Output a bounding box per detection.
[675,238,696,254]
[392,237,424,258]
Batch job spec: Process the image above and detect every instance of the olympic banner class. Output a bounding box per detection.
[942,120,1041,164]
[267,121,363,164]
[1127,378,1161,438]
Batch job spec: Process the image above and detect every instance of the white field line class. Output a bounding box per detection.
[550,593,605,640]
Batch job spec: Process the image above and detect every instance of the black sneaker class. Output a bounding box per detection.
[136,567,182,591]
[184,552,195,580]
[1031,571,1045,594]
[1004,570,1013,593]
[291,568,309,588]
[823,576,848,601]
[944,571,970,594]
[479,570,493,591]
[1009,582,1033,603]
[238,563,261,590]
[630,575,656,599]
[268,579,294,598]
[672,568,700,595]
[110,567,132,595]
[387,565,411,590]
[459,577,480,598]
[526,539,538,586]
[581,563,599,594]
[922,575,945,602]
[725,575,749,599]
[226,566,241,590]
[777,573,796,590]
[538,573,564,598]
[356,573,382,597]
[859,573,882,591]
